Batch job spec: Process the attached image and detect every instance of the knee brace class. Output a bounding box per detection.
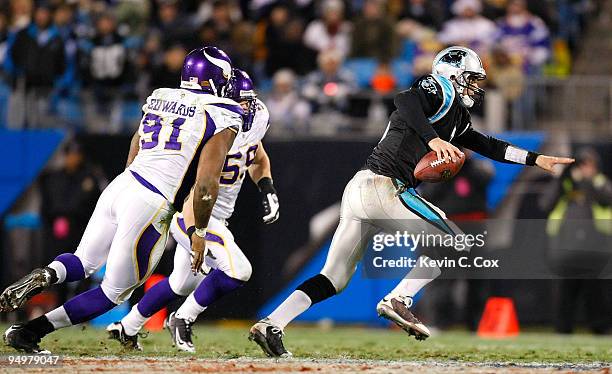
[296,274,337,305]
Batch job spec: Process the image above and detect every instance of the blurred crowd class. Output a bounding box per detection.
[0,0,602,133]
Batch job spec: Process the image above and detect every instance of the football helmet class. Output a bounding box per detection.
[432,46,486,107]
[226,68,257,131]
[180,46,233,97]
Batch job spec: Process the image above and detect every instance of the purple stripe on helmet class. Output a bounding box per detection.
[63,286,116,324]
[136,224,162,280]
[131,170,167,200]
[210,103,244,116]
[55,253,85,282]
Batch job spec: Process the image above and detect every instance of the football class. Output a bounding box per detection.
[414,150,465,183]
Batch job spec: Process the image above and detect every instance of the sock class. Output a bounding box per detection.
[24,315,55,339]
[267,290,312,330]
[175,269,243,322]
[387,255,442,299]
[62,287,116,325]
[45,306,72,329]
[266,274,336,330]
[175,294,206,322]
[136,278,179,318]
[122,305,148,336]
[122,278,180,336]
[48,253,85,284]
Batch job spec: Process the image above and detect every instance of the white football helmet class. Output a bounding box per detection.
[432,46,486,108]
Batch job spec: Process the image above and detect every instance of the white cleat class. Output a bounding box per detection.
[376,296,431,341]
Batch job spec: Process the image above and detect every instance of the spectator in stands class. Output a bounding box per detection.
[5,3,65,128]
[208,1,238,49]
[8,0,32,32]
[302,49,356,114]
[303,0,351,58]
[264,5,316,77]
[149,44,186,90]
[53,4,78,99]
[155,0,192,48]
[437,0,497,54]
[264,69,310,134]
[397,0,446,30]
[350,0,397,63]
[81,11,131,133]
[495,0,551,73]
[487,47,525,126]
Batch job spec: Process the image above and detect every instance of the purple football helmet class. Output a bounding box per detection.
[180,46,233,97]
[227,68,257,131]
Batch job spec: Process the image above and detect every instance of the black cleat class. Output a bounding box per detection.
[0,268,56,312]
[3,324,50,354]
[164,312,195,353]
[249,319,292,357]
[377,296,431,341]
[106,322,144,351]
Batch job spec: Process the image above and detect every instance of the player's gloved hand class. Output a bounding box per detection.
[428,137,464,163]
[188,226,211,275]
[258,177,279,224]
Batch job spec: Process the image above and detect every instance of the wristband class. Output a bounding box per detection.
[257,177,276,194]
[187,226,207,239]
[526,151,540,166]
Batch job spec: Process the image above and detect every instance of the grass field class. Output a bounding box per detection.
[0,323,610,373]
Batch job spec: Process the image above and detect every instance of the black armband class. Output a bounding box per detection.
[257,177,276,194]
[526,151,540,166]
[186,225,195,245]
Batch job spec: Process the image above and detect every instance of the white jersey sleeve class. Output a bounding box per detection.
[128,88,242,211]
[212,99,270,220]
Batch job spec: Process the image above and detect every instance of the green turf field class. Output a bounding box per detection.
[1,324,610,364]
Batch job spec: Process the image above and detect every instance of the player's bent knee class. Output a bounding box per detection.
[231,260,252,282]
[296,274,337,305]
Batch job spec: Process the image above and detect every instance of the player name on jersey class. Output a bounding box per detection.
[147,98,197,117]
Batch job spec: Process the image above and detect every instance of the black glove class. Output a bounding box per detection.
[258,177,279,224]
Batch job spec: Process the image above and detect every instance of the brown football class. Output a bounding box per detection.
[414,151,465,183]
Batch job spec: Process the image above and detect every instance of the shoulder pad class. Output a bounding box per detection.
[424,74,456,124]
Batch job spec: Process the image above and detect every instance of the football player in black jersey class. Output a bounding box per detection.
[249,46,574,357]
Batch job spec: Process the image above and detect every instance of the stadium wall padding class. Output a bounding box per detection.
[0,129,65,216]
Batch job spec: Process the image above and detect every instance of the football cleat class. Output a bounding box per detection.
[164,312,195,353]
[106,322,143,351]
[3,324,50,354]
[376,296,431,341]
[248,319,292,358]
[0,268,56,312]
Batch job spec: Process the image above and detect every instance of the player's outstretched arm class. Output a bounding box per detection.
[125,130,141,168]
[248,142,279,224]
[191,128,237,273]
[455,127,574,171]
